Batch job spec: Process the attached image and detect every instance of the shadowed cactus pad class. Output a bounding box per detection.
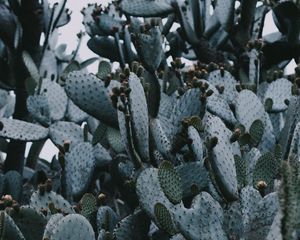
[0,211,25,240]
[154,202,177,236]
[158,161,183,204]
[113,210,150,240]
[9,206,47,240]
[4,171,22,201]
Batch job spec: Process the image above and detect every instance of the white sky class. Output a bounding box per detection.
[33,1,295,162]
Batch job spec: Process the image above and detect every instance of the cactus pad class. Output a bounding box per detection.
[0,118,48,141]
[48,214,95,240]
[65,142,96,197]
[120,0,173,17]
[65,71,118,128]
[158,161,183,204]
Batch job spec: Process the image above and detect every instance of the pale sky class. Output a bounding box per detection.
[34,0,295,162]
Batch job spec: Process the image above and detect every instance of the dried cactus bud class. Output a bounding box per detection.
[284,99,290,106]
[104,77,111,88]
[216,85,224,94]
[48,202,58,214]
[256,180,267,197]
[186,138,193,145]
[230,128,241,143]
[256,180,267,189]
[45,179,52,192]
[131,61,139,73]
[98,193,106,206]
[206,89,214,97]
[178,87,185,96]
[208,137,218,149]
[63,140,70,153]
[124,67,130,77]
[220,67,225,77]
[236,85,242,92]
[120,93,126,103]
[200,94,207,103]
[119,73,126,81]
[264,98,273,112]
[254,39,263,50]
[171,134,187,154]
[110,94,118,107]
[158,70,164,79]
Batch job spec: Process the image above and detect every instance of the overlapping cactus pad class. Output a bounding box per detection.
[0,0,300,239]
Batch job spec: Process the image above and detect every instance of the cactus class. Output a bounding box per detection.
[0,0,299,239]
[65,142,96,197]
[9,206,47,240]
[3,171,22,201]
[0,211,25,240]
[30,190,74,217]
[0,118,48,141]
[65,71,118,128]
[45,214,95,240]
[204,114,238,201]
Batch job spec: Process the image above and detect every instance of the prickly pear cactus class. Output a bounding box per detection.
[65,142,96,197]
[65,71,118,128]
[0,118,48,141]
[45,214,95,240]
[204,114,238,201]
[0,0,299,239]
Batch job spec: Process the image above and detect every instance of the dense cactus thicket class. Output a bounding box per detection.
[0,0,300,239]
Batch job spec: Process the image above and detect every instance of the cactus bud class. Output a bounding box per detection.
[45,179,52,192]
[98,193,106,206]
[208,137,218,149]
[206,89,214,97]
[230,128,241,143]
